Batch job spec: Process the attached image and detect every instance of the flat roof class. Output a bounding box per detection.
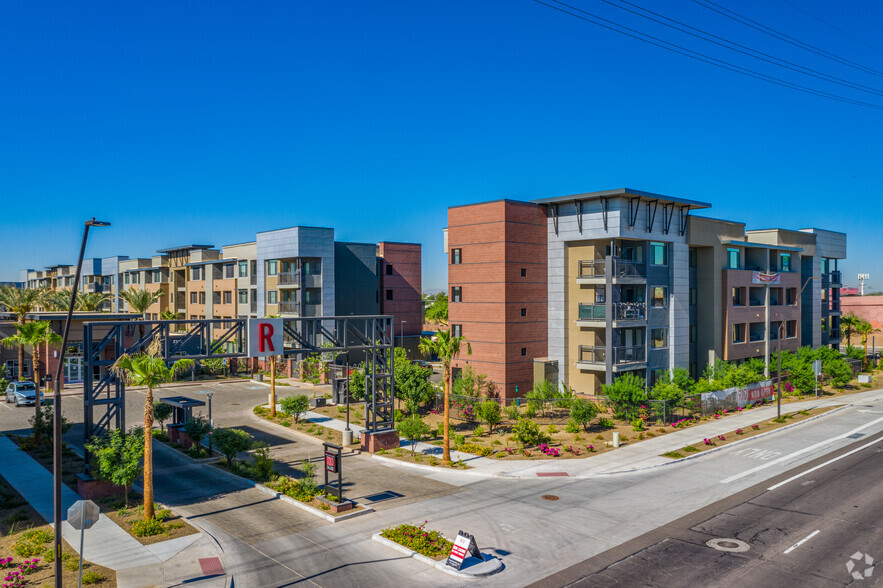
[448,198,534,210]
[156,244,214,254]
[256,225,334,235]
[185,258,237,267]
[531,188,712,210]
[726,240,803,252]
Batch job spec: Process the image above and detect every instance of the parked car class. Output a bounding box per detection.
[5,381,43,407]
[410,360,434,372]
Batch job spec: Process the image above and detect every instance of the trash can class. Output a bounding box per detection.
[255,373,263,382]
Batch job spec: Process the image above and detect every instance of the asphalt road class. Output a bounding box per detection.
[536,431,883,587]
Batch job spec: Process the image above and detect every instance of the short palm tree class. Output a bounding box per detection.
[77,292,113,312]
[418,329,470,464]
[119,288,163,317]
[0,286,48,381]
[1,321,62,422]
[840,313,860,346]
[854,319,879,370]
[41,289,73,311]
[112,340,193,521]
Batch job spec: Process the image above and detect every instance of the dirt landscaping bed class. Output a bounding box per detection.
[253,404,360,448]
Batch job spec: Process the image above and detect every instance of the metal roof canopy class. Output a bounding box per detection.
[531,187,712,210]
[726,240,803,252]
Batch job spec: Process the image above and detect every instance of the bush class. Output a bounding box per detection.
[396,415,431,455]
[212,428,254,464]
[631,417,645,432]
[381,523,453,559]
[153,401,174,431]
[472,425,484,437]
[183,415,212,448]
[512,418,549,447]
[453,434,465,447]
[456,443,493,457]
[602,373,646,420]
[266,476,317,502]
[29,407,72,446]
[476,400,502,433]
[565,418,580,434]
[85,427,144,508]
[570,399,600,431]
[280,395,310,423]
[598,417,615,429]
[250,441,275,481]
[132,517,166,537]
[82,571,105,585]
[12,529,52,558]
[151,429,169,442]
[505,405,519,421]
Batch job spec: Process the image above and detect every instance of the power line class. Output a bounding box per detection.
[780,0,883,55]
[531,0,883,111]
[690,0,883,79]
[600,0,883,97]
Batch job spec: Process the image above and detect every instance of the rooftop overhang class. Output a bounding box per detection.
[185,258,237,267]
[531,188,712,210]
[726,240,803,252]
[156,244,214,254]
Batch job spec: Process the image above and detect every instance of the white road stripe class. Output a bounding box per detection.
[768,436,883,490]
[720,416,883,484]
[784,530,820,554]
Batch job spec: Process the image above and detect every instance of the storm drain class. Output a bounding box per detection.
[706,538,750,553]
[541,495,560,501]
[848,433,865,439]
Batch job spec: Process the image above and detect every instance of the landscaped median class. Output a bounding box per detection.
[660,405,842,459]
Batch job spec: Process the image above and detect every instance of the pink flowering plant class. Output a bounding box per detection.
[717,434,726,441]
[18,559,39,575]
[586,444,595,452]
[0,559,12,570]
[381,521,454,559]
[735,428,744,435]
[538,443,560,457]
[3,569,24,588]
[703,437,714,446]
[751,424,760,430]
[564,445,581,456]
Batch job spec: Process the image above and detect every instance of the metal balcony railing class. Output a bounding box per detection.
[578,257,645,279]
[578,304,606,320]
[578,345,606,363]
[829,270,842,285]
[279,301,300,314]
[828,330,841,340]
[613,302,646,320]
[578,345,645,364]
[278,272,301,286]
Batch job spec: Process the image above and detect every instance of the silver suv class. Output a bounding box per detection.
[5,381,43,407]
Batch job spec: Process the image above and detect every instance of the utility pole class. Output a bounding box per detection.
[858,273,870,296]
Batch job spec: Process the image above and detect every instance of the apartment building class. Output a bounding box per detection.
[446,189,846,398]
[23,256,131,312]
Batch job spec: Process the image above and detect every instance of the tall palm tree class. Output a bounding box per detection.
[1,321,62,422]
[77,292,113,312]
[112,340,192,521]
[840,312,860,346]
[418,329,470,464]
[854,319,880,370]
[119,288,163,318]
[41,289,73,311]
[0,286,47,381]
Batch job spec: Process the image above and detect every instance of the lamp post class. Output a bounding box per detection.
[207,392,214,456]
[52,217,110,588]
[775,275,820,419]
[400,320,406,352]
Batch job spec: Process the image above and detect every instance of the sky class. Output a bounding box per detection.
[1,0,881,293]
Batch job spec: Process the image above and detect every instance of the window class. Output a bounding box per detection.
[190,292,197,304]
[689,248,697,268]
[152,270,162,282]
[786,287,796,305]
[451,249,462,264]
[521,347,527,356]
[124,273,130,285]
[132,272,140,284]
[239,289,248,304]
[213,291,221,305]
[199,292,206,304]
[267,260,278,276]
[650,242,667,265]
[732,287,744,306]
[651,328,668,348]
[521,308,527,317]
[191,266,202,280]
[520,268,526,277]
[690,324,697,342]
[386,289,393,301]
[727,248,740,269]
[239,261,248,277]
[451,286,462,302]
[650,286,667,307]
[690,287,697,305]
[451,324,462,337]
[786,320,797,338]
[224,263,235,279]
[732,323,746,343]
[780,253,791,272]
[386,264,393,275]
[267,290,278,304]
[595,286,606,304]
[223,291,232,304]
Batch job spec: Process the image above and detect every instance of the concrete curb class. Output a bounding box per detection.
[252,483,374,523]
[248,410,362,450]
[368,453,492,477]
[371,533,503,578]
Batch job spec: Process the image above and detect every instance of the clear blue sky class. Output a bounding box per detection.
[2,1,881,292]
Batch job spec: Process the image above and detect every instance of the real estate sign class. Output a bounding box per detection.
[247,318,284,357]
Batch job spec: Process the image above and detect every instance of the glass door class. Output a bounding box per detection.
[65,357,84,383]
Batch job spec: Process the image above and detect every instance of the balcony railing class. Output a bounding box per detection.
[578,304,606,320]
[613,302,646,320]
[749,332,764,342]
[829,270,842,285]
[828,330,841,340]
[278,272,301,286]
[578,345,645,365]
[279,301,300,314]
[830,300,841,312]
[578,258,645,279]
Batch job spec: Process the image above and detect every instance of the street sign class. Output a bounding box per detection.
[325,450,339,474]
[247,318,284,357]
[67,500,99,531]
[446,530,483,571]
[812,360,822,376]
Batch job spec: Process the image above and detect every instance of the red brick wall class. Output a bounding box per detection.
[378,242,423,337]
[447,200,548,398]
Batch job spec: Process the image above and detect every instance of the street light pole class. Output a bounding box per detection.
[52,217,110,588]
[776,275,820,420]
[400,320,406,352]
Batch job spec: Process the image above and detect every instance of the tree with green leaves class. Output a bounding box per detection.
[119,288,163,317]
[0,286,47,381]
[569,398,600,431]
[1,320,62,422]
[212,428,254,465]
[396,415,431,456]
[280,394,310,423]
[86,427,144,508]
[152,401,174,432]
[111,340,193,521]
[78,291,113,312]
[424,292,448,325]
[418,329,471,464]
[393,348,433,413]
[476,400,502,434]
[602,372,647,420]
[854,319,879,370]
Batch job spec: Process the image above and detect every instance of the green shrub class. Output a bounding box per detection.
[457,442,493,457]
[21,528,53,543]
[512,418,549,447]
[505,405,519,421]
[436,423,444,438]
[13,537,45,558]
[662,451,684,459]
[396,415,431,455]
[212,428,254,464]
[472,425,484,437]
[631,417,645,432]
[565,418,580,434]
[41,545,56,562]
[132,517,166,537]
[153,401,174,431]
[183,415,212,448]
[602,373,646,420]
[598,417,614,429]
[683,445,700,453]
[250,441,275,481]
[82,571,105,585]
[381,523,453,559]
[63,555,81,571]
[547,424,557,435]
[151,429,169,442]
[570,399,600,431]
[476,400,502,433]
[155,508,172,522]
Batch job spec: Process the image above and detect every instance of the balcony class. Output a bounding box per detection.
[828,329,841,341]
[577,258,646,284]
[577,345,646,371]
[278,272,301,287]
[578,304,606,321]
[279,301,300,314]
[829,270,842,287]
[576,302,647,326]
[829,300,841,314]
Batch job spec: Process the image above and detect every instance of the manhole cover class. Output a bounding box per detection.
[541,495,559,501]
[706,538,750,553]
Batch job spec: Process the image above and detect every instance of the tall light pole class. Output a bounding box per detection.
[400,320,406,352]
[52,218,110,587]
[775,275,819,419]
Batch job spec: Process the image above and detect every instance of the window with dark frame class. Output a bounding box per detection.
[520,268,526,277]
[521,308,526,317]
[732,323,746,343]
[452,324,462,337]
[650,242,667,265]
[521,347,527,356]
[386,264,393,275]
[650,286,667,307]
[451,286,462,302]
[386,289,393,300]
[451,249,462,265]
[651,328,667,348]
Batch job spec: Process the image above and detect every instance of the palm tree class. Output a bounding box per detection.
[854,319,880,370]
[418,329,470,464]
[840,312,860,346]
[160,310,178,320]
[111,340,192,521]
[119,288,163,318]
[0,286,47,381]
[41,289,72,311]
[77,292,113,312]
[1,321,62,422]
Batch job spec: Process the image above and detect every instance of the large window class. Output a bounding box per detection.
[267,290,278,304]
[224,263,235,279]
[223,291,232,304]
[190,292,197,304]
[451,286,462,302]
[651,328,668,348]
[780,253,791,272]
[732,287,744,307]
[732,323,746,343]
[191,266,202,281]
[650,286,667,308]
[451,248,462,264]
[650,242,667,265]
[238,289,248,304]
[267,260,278,276]
[786,320,797,338]
[727,248,740,269]
[386,264,394,275]
[451,324,462,337]
[199,292,206,304]
[239,261,248,277]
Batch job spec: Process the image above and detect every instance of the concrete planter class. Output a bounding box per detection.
[76,474,125,500]
[315,496,353,513]
[371,534,503,578]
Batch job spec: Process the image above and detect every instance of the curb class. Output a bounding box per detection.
[252,483,374,523]
[368,453,491,477]
[371,533,503,578]
[247,410,362,450]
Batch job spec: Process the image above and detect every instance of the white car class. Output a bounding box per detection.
[5,381,43,407]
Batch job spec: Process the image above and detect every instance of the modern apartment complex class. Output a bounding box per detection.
[446,189,846,398]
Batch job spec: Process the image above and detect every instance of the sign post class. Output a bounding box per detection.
[446,530,484,571]
[67,499,99,588]
[812,360,822,397]
[247,318,283,417]
[323,442,343,502]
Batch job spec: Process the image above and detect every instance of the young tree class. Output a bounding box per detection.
[111,340,193,521]
[119,288,163,318]
[854,319,879,369]
[569,398,600,432]
[396,415,431,456]
[419,329,471,464]
[280,394,310,423]
[152,401,174,432]
[393,348,433,412]
[183,415,212,451]
[0,286,46,382]
[212,428,254,465]
[424,292,448,325]
[602,372,646,420]
[1,320,62,424]
[477,400,502,434]
[85,427,144,508]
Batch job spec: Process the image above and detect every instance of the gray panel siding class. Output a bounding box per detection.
[670,242,690,371]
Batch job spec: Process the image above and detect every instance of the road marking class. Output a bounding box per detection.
[784,530,820,554]
[730,448,782,460]
[721,416,883,484]
[858,410,883,414]
[0,401,12,411]
[767,436,883,490]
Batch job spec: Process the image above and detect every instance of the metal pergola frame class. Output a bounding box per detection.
[82,315,395,473]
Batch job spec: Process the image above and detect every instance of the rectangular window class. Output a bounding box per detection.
[727,248,740,269]
[199,292,206,304]
[238,289,248,304]
[732,287,744,306]
[451,249,462,265]
[520,268,526,277]
[650,242,667,265]
[267,260,278,276]
[780,253,791,272]
[386,264,393,275]
[191,266,202,281]
[595,286,606,304]
[521,347,527,356]
[212,291,221,305]
[153,270,162,282]
[521,308,527,317]
[690,287,697,305]
[786,287,796,305]
[125,273,130,285]
[690,324,696,342]
[267,290,278,304]
[732,323,746,343]
[190,292,197,304]
[386,289,393,301]
[223,291,232,304]
[650,286,667,307]
[651,328,668,348]
[451,324,462,337]
[786,320,797,338]
[132,272,140,284]
[689,247,697,268]
[239,261,248,277]
[451,286,462,302]
[225,263,235,279]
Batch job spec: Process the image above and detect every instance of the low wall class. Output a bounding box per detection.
[701,379,774,413]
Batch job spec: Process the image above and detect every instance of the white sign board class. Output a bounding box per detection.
[67,500,100,531]
[247,318,284,357]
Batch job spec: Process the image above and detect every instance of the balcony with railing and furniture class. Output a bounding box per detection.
[278,272,301,287]
[577,345,646,371]
[578,303,606,322]
[577,257,646,284]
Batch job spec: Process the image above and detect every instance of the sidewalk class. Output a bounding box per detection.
[0,436,225,588]
[293,387,883,479]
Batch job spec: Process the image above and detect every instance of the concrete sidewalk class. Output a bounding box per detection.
[0,435,225,588]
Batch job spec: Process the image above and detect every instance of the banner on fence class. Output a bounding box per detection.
[701,379,774,413]
[752,271,780,284]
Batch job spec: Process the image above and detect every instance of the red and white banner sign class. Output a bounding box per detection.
[752,271,780,284]
[247,318,284,357]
